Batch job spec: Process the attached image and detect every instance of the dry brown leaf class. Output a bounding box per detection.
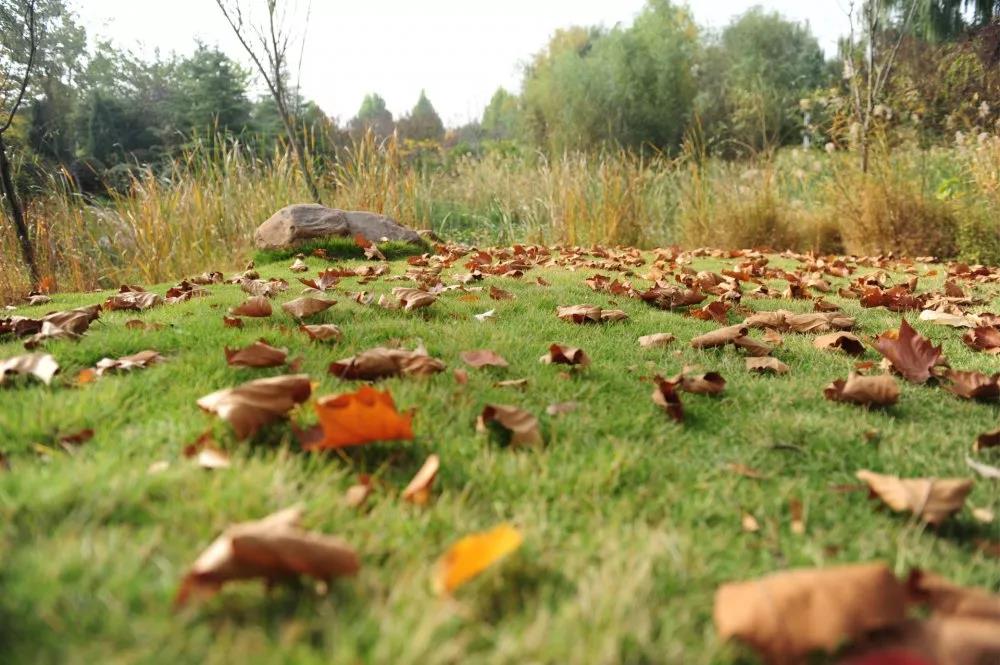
[919,308,975,328]
[0,353,59,386]
[540,343,590,367]
[814,332,866,356]
[300,323,342,342]
[402,454,439,505]
[230,296,272,318]
[94,349,164,376]
[460,349,509,368]
[477,404,542,446]
[714,563,907,663]
[23,321,81,349]
[651,375,683,422]
[175,506,359,606]
[281,297,335,319]
[489,285,514,301]
[746,357,790,375]
[433,523,523,595]
[104,290,163,311]
[944,370,1000,400]
[873,319,945,383]
[600,308,628,322]
[306,386,414,450]
[691,324,749,349]
[197,374,311,440]
[676,370,726,394]
[962,326,1000,354]
[856,470,973,525]
[329,347,445,380]
[638,333,675,348]
[183,433,231,470]
[222,315,243,328]
[289,257,308,273]
[392,287,437,311]
[556,304,602,323]
[973,429,1000,452]
[824,374,899,407]
[224,340,288,368]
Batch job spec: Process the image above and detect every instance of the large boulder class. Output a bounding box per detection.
[254,204,423,250]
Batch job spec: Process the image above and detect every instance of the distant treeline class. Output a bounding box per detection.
[4,0,1000,192]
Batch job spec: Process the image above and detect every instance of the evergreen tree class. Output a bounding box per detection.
[398,90,445,142]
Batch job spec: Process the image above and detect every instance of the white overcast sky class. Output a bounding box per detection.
[76,1,851,126]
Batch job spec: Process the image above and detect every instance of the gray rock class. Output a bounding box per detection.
[254,204,423,250]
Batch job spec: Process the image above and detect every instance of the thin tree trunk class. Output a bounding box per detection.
[0,133,38,284]
[278,107,323,204]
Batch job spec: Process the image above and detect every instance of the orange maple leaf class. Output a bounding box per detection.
[306,386,414,450]
[433,523,523,595]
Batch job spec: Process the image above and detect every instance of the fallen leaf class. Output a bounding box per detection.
[289,257,308,273]
[494,378,528,389]
[714,563,907,663]
[306,386,414,449]
[540,343,590,367]
[651,375,684,422]
[183,433,231,470]
[23,321,81,349]
[856,470,973,525]
[944,370,1000,400]
[402,454,439,505]
[824,374,899,407]
[474,309,496,322]
[873,319,945,383]
[281,297,335,319]
[104,290,163,311]
[230,296,272,318]
[453,368,469,385]
[0,353,59,386]
[197,374,311,440]
[962,326,1000,354]
[222,316,243,328]
[300,323,342,342]
[919,308,974,328]
[556,304,602,323]
[814,332,866,356]
[94,349,164,376]
[225,340,288,368]
[477,404,542,446]
[489,285,514,301]
[329,347,445,380]
[638,333,675,348]
[746,357,790,375]
[460,349,509,368]
[392,287,437,311]
[973,429,1000,452]
[175,505,359,606]
[741,512,760,533]
[691,324,748,349]
[433,523,523,595]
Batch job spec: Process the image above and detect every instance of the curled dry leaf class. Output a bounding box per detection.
[224,340,288,368]
[691,324,748,349]
[183,433,231,470]
[222,315,243,328]
[944,370,1000,400]
[965,456,1000,480]
[855,470,973,525]
[676,370,726,395]
[460,349,509,368]
[973,429,1000,452]
[638,333,675,348]
[307,386,414,450]
[873,319,945,383]
[824,374,899,407]
[197,374,311,440]
[329,347,445,380]
[539,343,590,367]
[814,332,866,356]
[300,323,342,342]
[281,297,335,319]
[104,290,163,311]
[95,349,164,376]
[392,287,437,311]
[175,505,360,606]
[477,404,542,446]
[746,357,790,375]
[962,326,1000,354]
[0,353,59,386]
[651,375,683,422]
[23,320,81,349]
[289,257,308,273]
[230,296,272,318]
[744,310,855,333]
[474,309,496,322]
[556,304,601,323]
[919,308,975,328]
[402,454,439,505]
[714,563,907,663]
[489,285,513,301]
[433,523,523,595]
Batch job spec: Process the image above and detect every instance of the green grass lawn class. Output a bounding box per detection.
[1,249,998,664]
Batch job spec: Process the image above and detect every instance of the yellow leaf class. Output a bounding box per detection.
[433,524,523,595]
